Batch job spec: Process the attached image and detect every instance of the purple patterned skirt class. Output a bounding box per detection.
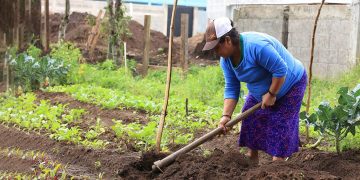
[238,71,307,157]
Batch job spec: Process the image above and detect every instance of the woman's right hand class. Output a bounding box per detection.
[218,116,231,134]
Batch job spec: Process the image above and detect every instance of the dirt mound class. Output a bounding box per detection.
[49,12,182,65]
[115,134,359,180]
[192,34,218,60]
[49,12,220,66]
[152,148,359,179]
[157,149,253,179]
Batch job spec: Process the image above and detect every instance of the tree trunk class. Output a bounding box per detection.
[335,135,340,154]
[114,0,123,66]
[107,0,117,62]
[44,0,50,51]
[59,0,70,40]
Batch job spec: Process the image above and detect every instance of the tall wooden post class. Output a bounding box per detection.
[124,42,127,74]
[31,0,42,45]
[0,33,5,82]
[180,13,189,74]
[282,6,289,48]
[142,15,151,76]
[156,0,178,153]
[14,0,20,49]
[305,0,326,142]
[44,0,50,51]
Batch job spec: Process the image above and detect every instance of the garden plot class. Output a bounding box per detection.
[0,40,359,179]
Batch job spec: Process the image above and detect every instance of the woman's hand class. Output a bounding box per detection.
[261,92,276,109]
[218,116,231,134]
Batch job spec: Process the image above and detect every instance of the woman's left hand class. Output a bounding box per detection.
[261,93,276,109]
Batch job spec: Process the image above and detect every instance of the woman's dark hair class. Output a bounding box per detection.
[218,20,240,46]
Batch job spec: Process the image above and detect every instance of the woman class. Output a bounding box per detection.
[203,17,307,161]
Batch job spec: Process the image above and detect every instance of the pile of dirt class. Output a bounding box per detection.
[191,33,219,60]
[120,147,358,180]
[49,12,182,65]
[117,132,360,179]
[49,12,217,66]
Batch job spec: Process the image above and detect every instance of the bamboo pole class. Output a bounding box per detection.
[155,0,178,153]
[305,0,326,142]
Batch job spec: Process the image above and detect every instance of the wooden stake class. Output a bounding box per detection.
[142,15,151,76]
[3,41,9,91]
[86,10,103,49]
[180,13,189,74]
[156,0,178,153]
[185,98,189,116]
[14,0,20,49]
[305,0,326,142]
[88,10,104,58]
[44,0,49,51]
[4,56,9,91]
[124,42,127,74]
[1,33,6,83]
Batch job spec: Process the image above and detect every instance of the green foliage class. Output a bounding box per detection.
[0,93,108,149]
[7,42,82,91]
[50,41,82,83]
[8,51,70,91]
[111,120,194,151]
[98,59,116,71]
[300,84,360,153]
[26,44,42,59]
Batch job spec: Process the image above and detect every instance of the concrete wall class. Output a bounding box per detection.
[193,8,207,35]
[207,0,352,20]
[125,3,168,34]
[231,3,359,79]
[234,5,285,41]
[288,5,354,78]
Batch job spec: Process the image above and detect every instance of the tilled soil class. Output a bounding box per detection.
[1,90,359,179]
[0,155,35,174]
[1,121,360,179]
[125,132,360,180]
[35,91,149,127]
[0,124,143,179]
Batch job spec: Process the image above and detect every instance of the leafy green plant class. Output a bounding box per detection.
[8,48,70,91]
[301,84,360,153]
[50,41,82,84]
[0,93,108,149]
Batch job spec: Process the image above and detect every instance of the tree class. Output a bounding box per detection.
[58,0,70,40]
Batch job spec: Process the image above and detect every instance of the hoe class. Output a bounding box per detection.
[152,102,262,172]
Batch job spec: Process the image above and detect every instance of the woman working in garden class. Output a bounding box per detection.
[203,17,307,161]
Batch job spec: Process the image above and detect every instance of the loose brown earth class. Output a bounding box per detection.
[0,97,359,180]
[49,12,217,66]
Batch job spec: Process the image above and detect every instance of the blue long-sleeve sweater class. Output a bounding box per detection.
[221,32,305,101]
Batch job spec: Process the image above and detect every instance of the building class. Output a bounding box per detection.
[207,0,360,78]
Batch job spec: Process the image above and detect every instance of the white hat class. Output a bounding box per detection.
[203,17,233,51]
